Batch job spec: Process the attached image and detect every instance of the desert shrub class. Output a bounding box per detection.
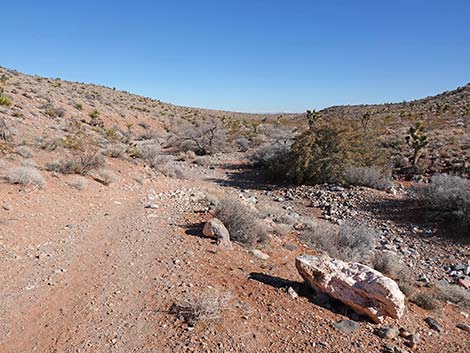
[68,176,87,190]
[46,151,105,175]
[15,145,33,158]
[415,174,470,232]
[215,196,268,247]
[343,166,393,190]
[138,144,161,167]
[43,105,66,118]
[0,95,12,107]
[371,251,413,289]
[0,117,12,141]
[436,283,470,309]
[398,281,415,297]
[302,221,377,262]
[74,103,83,110]
[151,155,186,179]
[104,144,127,159]
[251,142,292,181]
[175,150,197,162]
[410,291,439,310]
[21,159,37,168]
[233,137,251,152]
[93,168,118,185]
[136,130,160,141]
[170,290,231,325]
[167,117,226,155]
[6,166,45,187]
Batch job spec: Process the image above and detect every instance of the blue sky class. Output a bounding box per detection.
[1,0,470,112]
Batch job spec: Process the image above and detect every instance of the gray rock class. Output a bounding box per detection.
[456,323,470,333]
[375,326,400,339]
[424,317,442,332]
[202,218,232,249]
[334,319,359,334]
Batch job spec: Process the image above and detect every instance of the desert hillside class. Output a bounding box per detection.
[0,66,469,353]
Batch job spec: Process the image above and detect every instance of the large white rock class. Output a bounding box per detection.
[202,218,232,249]
[296,254,405,323]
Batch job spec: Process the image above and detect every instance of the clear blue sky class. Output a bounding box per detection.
[2,0,470,112]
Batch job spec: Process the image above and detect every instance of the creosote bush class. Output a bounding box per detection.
[6,166,45,187]
[170,290,231,325]
[302,221,377,263]
[215,196,268,247]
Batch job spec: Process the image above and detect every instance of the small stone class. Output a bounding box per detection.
[334,319,359,334]
[144,203,159,209]
[405,334,420,348]
[458,278,470,289]
[399,327,412,338]
[287,286,298,299]
[424,317,442,332]
[249,249,269,260]
[456,323,470,333]
[375,326,400,339]
[454,264,466,271]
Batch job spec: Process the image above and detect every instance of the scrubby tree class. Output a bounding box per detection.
[167,116,226,155]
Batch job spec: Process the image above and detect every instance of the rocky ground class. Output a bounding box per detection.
[1,153,469,353]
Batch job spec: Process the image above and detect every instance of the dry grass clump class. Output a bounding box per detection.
[215,196,268,247]
[170,290,231,325]
[415,174,470,233]
[436,282,470,309]
[302,221,377,262]
[6,166,45,187]
[343,166,394,190]
[15,145,33,158]
[410,291,440,310]
[46,151,105,175]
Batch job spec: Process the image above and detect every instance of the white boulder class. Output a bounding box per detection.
[296,254,405,323]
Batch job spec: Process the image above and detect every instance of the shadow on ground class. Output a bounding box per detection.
[206,162,288,192]
[248,272,371,322]
[363,197,470,245]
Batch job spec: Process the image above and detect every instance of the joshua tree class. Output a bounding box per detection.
[306,109,321,130]
[406,122,428,167]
